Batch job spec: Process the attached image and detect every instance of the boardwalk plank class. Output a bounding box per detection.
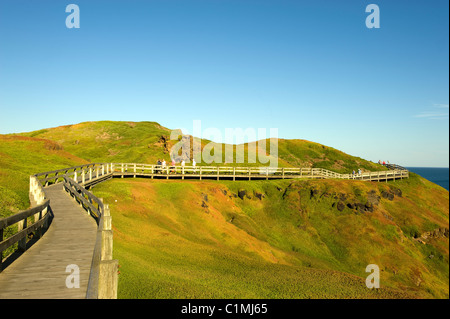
[0,184,97,299]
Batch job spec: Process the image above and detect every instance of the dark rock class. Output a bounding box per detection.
[254,191,264,200]
[238,189,247,200]
[202,193,208,202]
[310,188,319,199]
[355,203,367,212]
[367,190,381,206]
[336,201,345,212]
[389,187,403,197]
[347,203,355,209]
[364,202,374,212]
[381,190,394,201]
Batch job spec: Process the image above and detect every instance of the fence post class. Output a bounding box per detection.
[0,227,3,271]
[98,204,118,299]
[17,218,27,252]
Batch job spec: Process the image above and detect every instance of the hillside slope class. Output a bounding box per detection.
[20,121,385,174]
[1,120,447,298]
[0,135,87,218]
[92,175,448,298]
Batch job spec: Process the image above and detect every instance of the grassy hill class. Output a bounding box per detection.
[92,175,448,298]
[0,135,87,218]
[1,120,448,298]
[19,121,385,173]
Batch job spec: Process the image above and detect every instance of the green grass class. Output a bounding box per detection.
[20,121,386,174]
[93,177,448,299]
[1,121,448,299]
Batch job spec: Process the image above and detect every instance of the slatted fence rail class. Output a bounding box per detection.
[110,163,409,182]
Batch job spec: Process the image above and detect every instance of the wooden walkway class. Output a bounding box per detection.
[0,184,97,299]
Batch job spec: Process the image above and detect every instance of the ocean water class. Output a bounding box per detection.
[406,167,449,191]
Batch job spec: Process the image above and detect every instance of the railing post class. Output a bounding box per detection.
[0,227,3,271]
[233,167,236,181]
[98,204,118,299]
[82,169,85,185]
[17,218,27,252]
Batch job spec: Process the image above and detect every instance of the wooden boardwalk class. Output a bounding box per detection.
[0,184,97,299]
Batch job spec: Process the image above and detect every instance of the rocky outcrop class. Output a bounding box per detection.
[416,227,449,244]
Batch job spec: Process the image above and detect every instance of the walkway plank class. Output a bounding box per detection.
[0,184,97,299]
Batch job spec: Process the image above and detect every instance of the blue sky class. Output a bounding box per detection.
[0,0,448,167]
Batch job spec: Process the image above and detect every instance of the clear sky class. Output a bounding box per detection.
[0,0,448,167]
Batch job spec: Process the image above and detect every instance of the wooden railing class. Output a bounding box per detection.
[61,170,118,299]
[0,175,50,272]
[110,163,409,182]
[0,163,117,298]
[34,163,114,187]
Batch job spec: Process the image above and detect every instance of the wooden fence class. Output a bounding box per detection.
[110,163,409,182]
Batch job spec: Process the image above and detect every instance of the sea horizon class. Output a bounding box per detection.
[406,167,449,191]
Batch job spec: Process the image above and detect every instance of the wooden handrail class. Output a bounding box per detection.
[109,162,408,182]
[0,199,51,272]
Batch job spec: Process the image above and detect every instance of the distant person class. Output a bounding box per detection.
[156,159,161,174]
[358,168,362,175]
[170,159,176,174]
[382,161,386,165]
[352,169,356,177]
[162,159,167,174]
[181,160,185,174]
[192,159,197,173]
